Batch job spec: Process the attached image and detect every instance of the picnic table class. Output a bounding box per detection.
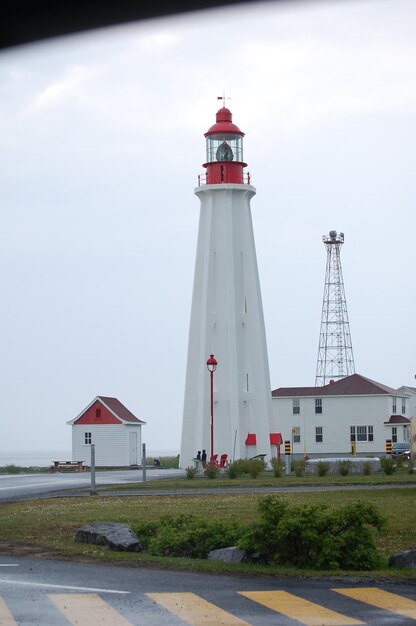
[50,460,85,473]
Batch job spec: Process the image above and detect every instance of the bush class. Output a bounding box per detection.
[338,460,352,476]
[235,459,250,474]
[185,466,197,479]
[380,457,396,475]
[205,463,220,479]
[226,461,240,479]
[363,461,372,475]
[239,495,385,570]
[134,514,244,559]
[270,457,284,477]
[247,458,265,478]
[317,461,330,477]
[148,455,179,469]
[292,460,305,477]
[0,464,21,474]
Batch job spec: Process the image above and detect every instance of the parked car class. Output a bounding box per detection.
[392,442,411,460]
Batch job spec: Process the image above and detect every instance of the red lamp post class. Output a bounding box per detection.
[206,354,218,461]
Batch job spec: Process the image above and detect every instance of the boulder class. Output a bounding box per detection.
[75,521,144,552]
[389,547,416,569]
[207,546,246,563]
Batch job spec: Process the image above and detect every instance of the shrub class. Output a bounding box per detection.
[185,466,197,479]
[363,461,372,475]
[235,459,250,474]
[247,458,265,478]
[239,495,385,570]
[338,460,352,476]
[317,461,330,477]
[0,464,21,474]
[134,514,244,559]
[270,457,284,477]
[164,456,180,469]
[380,457,396,475]
[204,463,220,479]
[226,461,240,479]
[292,460,305,477]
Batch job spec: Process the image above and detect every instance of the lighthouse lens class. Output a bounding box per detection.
[216,141,234,161]
[206,134,243,163]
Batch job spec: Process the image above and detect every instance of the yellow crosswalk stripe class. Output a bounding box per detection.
[0,596,18,626]
[239,591,364,626]
[48,593,134,625]
[146,592,252,626]
[333,587,416,621]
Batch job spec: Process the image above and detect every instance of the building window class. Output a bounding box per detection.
[357,426,367,441]
[404,425,410,442]
[402,399,406,414]
[351,426,374,442]
[392,397,397,413]
[292,426,301,443]
[315,426,323,443]
[84,432,92,445]
[392,427,397,443]
[292,399,300,414]
[96,408,101,418]
[315,398,322,414]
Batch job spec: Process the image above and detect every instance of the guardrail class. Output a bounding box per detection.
[197,172,252,186]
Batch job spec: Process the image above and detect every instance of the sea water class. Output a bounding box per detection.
[0,449,179,467]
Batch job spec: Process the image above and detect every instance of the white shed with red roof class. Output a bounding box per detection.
[67,396,146,467]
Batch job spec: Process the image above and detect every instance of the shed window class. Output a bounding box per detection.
[84,432,92,445]
[96,408,101,418]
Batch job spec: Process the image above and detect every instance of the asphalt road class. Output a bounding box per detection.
[0,469,185,502]
[0,555,415,625]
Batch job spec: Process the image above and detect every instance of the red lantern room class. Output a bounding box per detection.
[203,106,247,184]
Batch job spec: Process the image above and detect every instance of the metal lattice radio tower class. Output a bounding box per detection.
[315,230,355,386]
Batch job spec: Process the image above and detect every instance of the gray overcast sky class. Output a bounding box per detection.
[1,0,415,453]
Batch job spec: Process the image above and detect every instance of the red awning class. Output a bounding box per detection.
[245,433,257,445]
[270,433,282,445]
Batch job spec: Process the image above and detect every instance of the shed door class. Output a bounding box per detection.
[129,432,137,465]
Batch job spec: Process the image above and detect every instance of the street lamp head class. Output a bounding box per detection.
[206,354,218,372]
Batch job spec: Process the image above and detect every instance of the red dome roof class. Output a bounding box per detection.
[204,107,244,137]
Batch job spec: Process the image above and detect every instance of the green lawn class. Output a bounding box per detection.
[0,483,415,578]
[107,469,416,491]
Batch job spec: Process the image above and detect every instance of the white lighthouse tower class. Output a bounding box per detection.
[180,104,275,469]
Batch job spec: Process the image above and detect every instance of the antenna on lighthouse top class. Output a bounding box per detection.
[217,93,231,108]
